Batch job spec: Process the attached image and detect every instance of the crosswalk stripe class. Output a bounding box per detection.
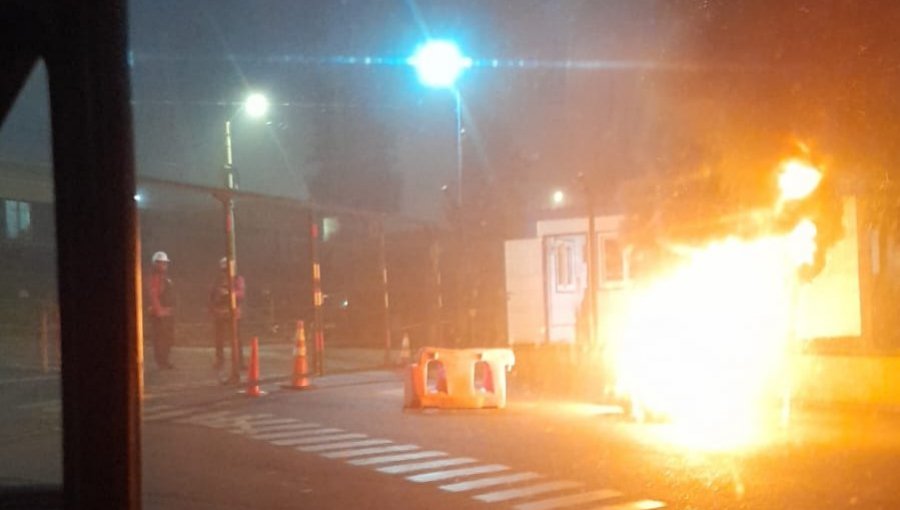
[253,427,343,441]
[349,451,448,466]
[474,481,583,503]
[322,444,419,459]
[141,404,171,414]
[174,410,235,425]
[184,413,274,428]
[230,418,297,433]
[237,417,295,426]
[143,408,198,421]
[593,500,666,510]
[377,457,475,475]
[298,439,393,453]
[225,415,282,428]
[440,472,542,493]
[238,422,320,435]
[407,464,509,483]
[269,433,366,447]
[513,489,623,510]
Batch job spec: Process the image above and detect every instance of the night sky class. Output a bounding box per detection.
[2,1,900,220]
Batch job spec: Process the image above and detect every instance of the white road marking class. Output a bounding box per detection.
[513,489,623,510]
[184,413,274,428]
[407,464,509,483]
[225,415,282,428]
[174,410,236,425]
[377,457,476,475]
[269,433,366,447]
[171,410,663,509]
[229,418,296,432]
[143,408,201,422]
[474,481,583,503]
[322,444,419,459]
[17,400,59,410]
[0,375,58,386]
[298,439,393,453]
[593,500,666,510]
[140,404,171,413]
[238,422,320,435]
[440,472,543,493]
[253,427,343,441]
[349,451,448,466]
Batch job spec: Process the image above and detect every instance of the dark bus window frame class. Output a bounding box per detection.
[1,1,140,509]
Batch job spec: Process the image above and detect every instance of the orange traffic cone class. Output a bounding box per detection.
[397,332,411,366]
[242,337,265,397]
[283,320,312,390]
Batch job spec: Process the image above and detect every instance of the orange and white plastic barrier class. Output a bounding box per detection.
[403,347,515,409]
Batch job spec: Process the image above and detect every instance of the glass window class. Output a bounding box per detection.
[112,2,900,507]
[555,240,575,291]
[0,61,60,491]
[4,200,31,240]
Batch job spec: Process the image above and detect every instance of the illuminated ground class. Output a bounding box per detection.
[135,372,900,510]
[2,362,898,509]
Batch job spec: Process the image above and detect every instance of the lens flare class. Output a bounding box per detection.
[244,92,270,118]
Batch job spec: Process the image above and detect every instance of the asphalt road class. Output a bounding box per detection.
[138,372,900,510]
[4,369,900,509]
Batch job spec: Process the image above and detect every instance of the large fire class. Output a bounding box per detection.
[610,159,826,449]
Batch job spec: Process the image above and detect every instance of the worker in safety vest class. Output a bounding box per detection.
[147,251,176,369]
[210,257,246,370]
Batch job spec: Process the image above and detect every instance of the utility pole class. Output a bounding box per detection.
[221,119,242,384]
[428,227,444,345]
[378,217,392,366]
[308,209,325,375]
[579,172,598,349]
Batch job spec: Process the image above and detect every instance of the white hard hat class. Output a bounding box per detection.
[152,251,170,263]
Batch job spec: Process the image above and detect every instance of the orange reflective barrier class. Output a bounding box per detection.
[403,347,515,409]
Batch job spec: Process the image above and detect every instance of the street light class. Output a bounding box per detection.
[409,40,471,206]
[221,91,269,384]
[552,189,566,207]
[243,92,270,119]
[409,40,472,89]
[409,40,471,346]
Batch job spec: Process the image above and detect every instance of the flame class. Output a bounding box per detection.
[778,159,822,202]
[610,161,824,451]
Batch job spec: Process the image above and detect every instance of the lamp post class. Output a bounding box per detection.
[409,40,471,206]
[220,91,269,384]
[409,40,472,345]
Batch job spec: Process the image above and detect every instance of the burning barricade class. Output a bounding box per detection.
[609,157,844,444]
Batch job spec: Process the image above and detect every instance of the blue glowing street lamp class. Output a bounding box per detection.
[409,40,471,206]
[409,41,472,345]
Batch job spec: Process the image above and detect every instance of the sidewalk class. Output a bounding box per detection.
[141,344,392,394]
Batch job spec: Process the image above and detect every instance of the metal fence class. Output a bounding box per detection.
[135,178,454,370]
